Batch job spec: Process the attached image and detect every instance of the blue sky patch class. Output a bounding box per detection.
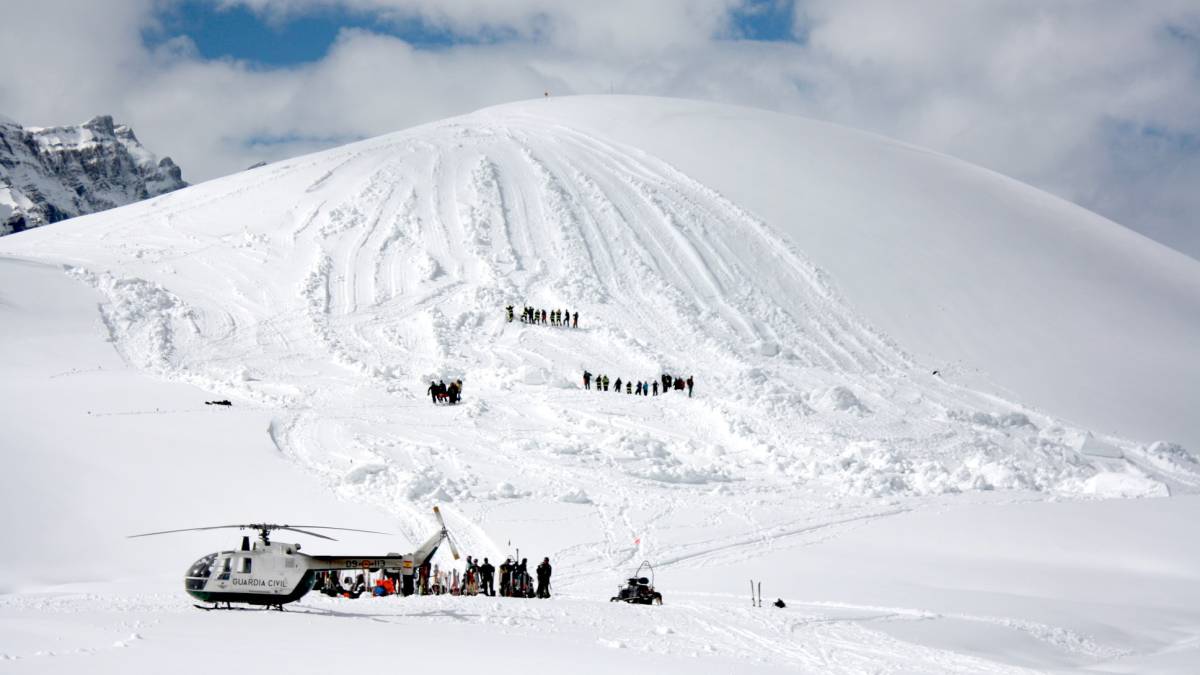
[729,0,796,42]
[147,1,468,66]
[146,1,798,67]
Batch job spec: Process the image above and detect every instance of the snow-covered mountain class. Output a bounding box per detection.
[1,97,1199,673]
[0,114,186,235]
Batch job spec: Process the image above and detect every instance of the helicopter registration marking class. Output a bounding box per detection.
[342,559,386,569]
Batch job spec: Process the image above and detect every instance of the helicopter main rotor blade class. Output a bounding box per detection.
[128,524,388,539]
[276,527,337,541]
[127,525,248,538]
[282,526,390,535]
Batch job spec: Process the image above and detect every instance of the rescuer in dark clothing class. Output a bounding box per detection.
[583,370,592,390]
[652,381,659,396]
[506,305,514,322]
[662,373,671,393]
[572,311,578,328]
[602,375,609,391]
[686,376,694,398]
[480,558,496,596]
[614,377,622,393]
[536,557,552,598]
[517,558,530,597]
[427,381,438,404]
[499,558,512,596]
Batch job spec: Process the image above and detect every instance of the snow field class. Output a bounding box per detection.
[2,96,1200,673]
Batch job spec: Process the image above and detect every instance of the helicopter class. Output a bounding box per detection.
[129,506,460,610]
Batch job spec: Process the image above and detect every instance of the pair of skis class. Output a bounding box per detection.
[749,580,762,608]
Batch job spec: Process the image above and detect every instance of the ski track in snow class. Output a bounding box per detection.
[5,112,1199,673]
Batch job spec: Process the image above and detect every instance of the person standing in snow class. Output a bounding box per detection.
[517,558,530,597]
[686,376,694,398]
[652,380,659,396]
[626,381,632,394]
[427,381,438,405]
[614,377,622,393]
[583,370,592,390]
[467,556,480,595]
[536,557,552,598]
[499,558,512,596]
[635,382,643,396]
[602,374,609,391]
[572,311,578,328]
[506,305,514,322]
[661,373,671,393]
[480,557,496,596]
[541,309,547,324]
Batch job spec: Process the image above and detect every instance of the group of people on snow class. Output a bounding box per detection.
[583,371,694,398]
[437,555,553,598]
[314,556,553,600]
[426,379,464,405]
[509,304,578,328]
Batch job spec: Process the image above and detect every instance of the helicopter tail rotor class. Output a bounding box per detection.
[433,506,461,560]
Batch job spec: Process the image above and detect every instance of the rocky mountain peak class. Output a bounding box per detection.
[0,115,188,236]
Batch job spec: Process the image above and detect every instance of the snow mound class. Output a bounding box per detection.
[1,95,1197,562]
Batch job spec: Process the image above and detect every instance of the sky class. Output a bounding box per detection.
[1,0,1198,258]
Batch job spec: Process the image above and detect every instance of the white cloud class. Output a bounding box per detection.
[0,0,1197,256]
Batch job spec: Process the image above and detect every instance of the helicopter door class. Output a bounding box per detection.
[217,555,233,580]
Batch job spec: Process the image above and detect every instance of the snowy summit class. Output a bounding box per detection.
[1,96,1199,674]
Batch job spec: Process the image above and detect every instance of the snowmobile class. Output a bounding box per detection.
[610,560,662,605]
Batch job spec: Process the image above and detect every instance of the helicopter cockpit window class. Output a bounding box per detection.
[186,553,217,578]
[240,558,252,574]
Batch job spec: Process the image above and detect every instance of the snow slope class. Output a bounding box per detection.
[1,96,1199,673]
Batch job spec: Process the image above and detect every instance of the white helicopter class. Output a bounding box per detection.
[130,506,460,610]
